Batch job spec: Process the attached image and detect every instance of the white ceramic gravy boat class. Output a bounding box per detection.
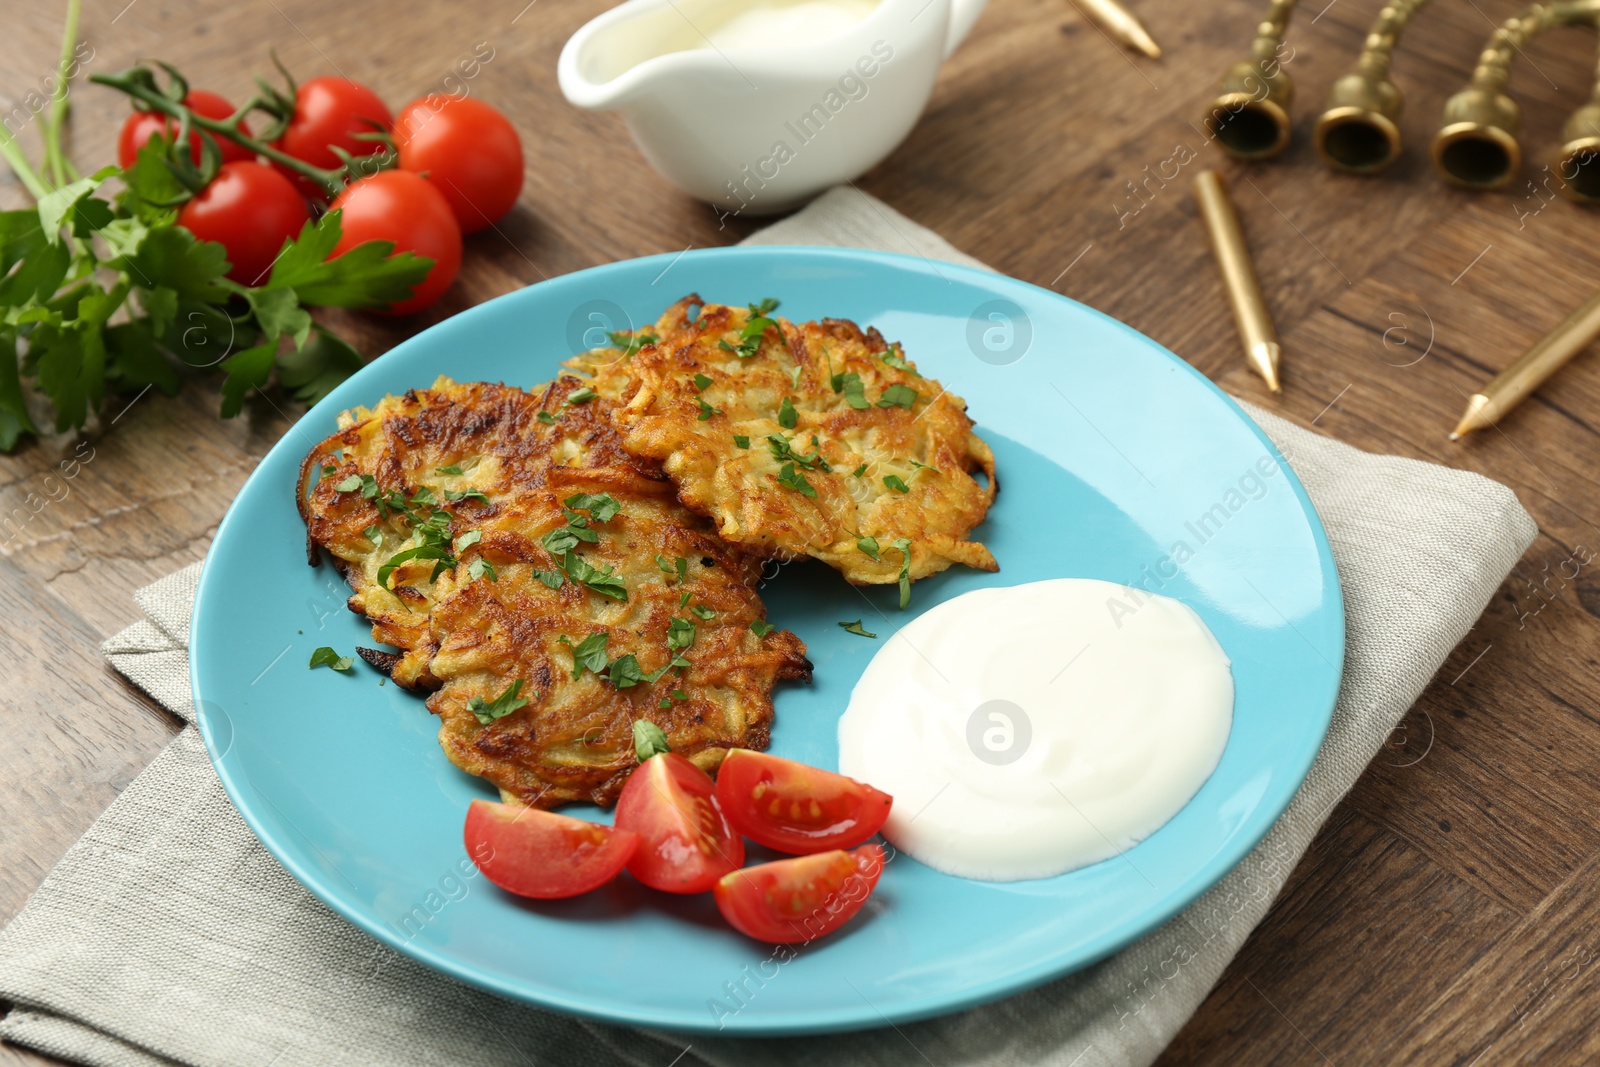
[559,0,987,215]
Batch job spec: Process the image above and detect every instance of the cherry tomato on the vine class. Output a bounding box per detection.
[176,161,309,286]
[272,76,394,200]
[328,170,462,315]
[117,90,254,169]
[394,95,524,233]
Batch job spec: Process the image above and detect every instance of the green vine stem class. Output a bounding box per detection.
[44,0,83,187]
[89,68,349,196]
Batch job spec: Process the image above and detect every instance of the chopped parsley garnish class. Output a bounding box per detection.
[679,590,692,609]
[671,689,688,700]
[777,462,817,498]
[362,525,383,547]
[830,371,870,409]
[789,365,804,389]
[880,349,914,373]
[308,646,353,671]
[733,435,750,449]
[839,620,878,638]
[693,373,713,390]
[532,568,564,589]
[454,530,482,551]
[723,303,781,359]
[877,384,918,409]
[566,492,621,523]
[750,297,780,316]
[657,555,689,583]
[749,620,775,638]
[410,486,438,508]
[566,387,598,405]
[851,463,868,478]
[469,558,497,582]
[696,397,720,421]
[607,329,660,359]
[659,697,672,709]
[542,523,596,555]
[857,536,880,560]
[608,654,674,689]
[667,617,697,652]
[908,459,937,473]
[778,396,798,429]
[559,551,628,600]
[767,433,830,472]
[890,536,913,609]
[469,680,530,725]
[560,632,611,679]
[688,603,715,621]
[320,463,337,478]
[883,474,910,493]
[537,410,558,425]
[435,464,463,475]
[634,719,671,761]
[541,493,619,555]
[444,488,490,504]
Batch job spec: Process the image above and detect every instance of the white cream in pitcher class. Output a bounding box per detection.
[837,579,1234,882]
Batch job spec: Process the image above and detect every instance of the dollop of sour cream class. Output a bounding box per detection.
[837,579,1233,882]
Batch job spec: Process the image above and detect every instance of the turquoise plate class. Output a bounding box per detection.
[192,246,1342,1035]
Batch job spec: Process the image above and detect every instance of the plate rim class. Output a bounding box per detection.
[192,243,1345,1034]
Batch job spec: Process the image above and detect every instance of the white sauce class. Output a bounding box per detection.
[837,579,1233,882]
[698,0,878,50]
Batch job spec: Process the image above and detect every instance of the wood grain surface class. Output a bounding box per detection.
[3,0,1599,1063]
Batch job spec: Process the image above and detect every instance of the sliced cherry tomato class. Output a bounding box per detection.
[328,170,462,315]
[714,845,884,943]
[716,750,893,854]
[176,161,309,286]
[465,799,639,899]
[394,95,524,233]
[615,752,744,894]
[117,90,254,168]
[272,76,394,200]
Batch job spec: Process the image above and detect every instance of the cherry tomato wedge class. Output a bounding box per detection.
[271,76,394,201]
[117,90,254,168]
[714,845,885,943]
[715,750,893,854]
[176,161,309,286]
[327,170,461,315]
[465,799,638,899]
[615,752,743,894]
[394,95,524,233]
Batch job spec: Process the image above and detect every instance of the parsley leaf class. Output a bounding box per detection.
[830,371,870,409]
[689,603,715,621]
[560,550,628,600]
[733,435,750,449]
[693,373,713,390]
[606,329,658,358]
[533,568,565,589]
[468,558,497,582]
[308,646,354,671]
[851,463,868,478]
[566,492,621,523]
[857,536,881,560]
[668,616,697,652]
[890,537,913,610]
[883,474,910,493]
[634,719,671,761]
[266,210,433,308]
[777,461,817,498]
[362,525,383,547]
[537,410,558,424]
[839,620,878,638]
[560,632,611,679]
[877,384,918,409]
[657,555,688,583]
[749,297,780,316]
[566,387,598,405]
[468,679,530,725]
[444,488,490,504]
[880,349,915,373]
[749,620,775,638]
[778,396,798,429]
[696,396,720,421]
[768,433,829,471]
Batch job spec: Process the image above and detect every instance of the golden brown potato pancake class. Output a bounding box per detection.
[567,295,998,594]
[298,376,810,808]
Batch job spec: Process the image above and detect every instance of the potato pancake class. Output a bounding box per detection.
[298,376,810,808]
[567,295,998,594]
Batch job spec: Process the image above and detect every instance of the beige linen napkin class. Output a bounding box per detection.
[0,188,1537,1067]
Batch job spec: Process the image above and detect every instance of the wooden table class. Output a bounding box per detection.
[4,0,1599,1062]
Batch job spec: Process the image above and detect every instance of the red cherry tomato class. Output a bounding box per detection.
[176,161,309,286]
[272,76,394,200]
[328,171,462,315]
[394,95,524,233]
[714,845,884,943]
[117,90,253,168]
[715,750,893,854]
[465,799,639,899]
[614,752,744,894]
